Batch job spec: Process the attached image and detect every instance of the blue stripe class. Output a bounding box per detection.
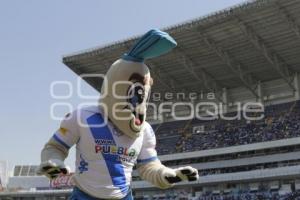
[52,134,70,149]
[86,113,128,195]
[137,156,158,164]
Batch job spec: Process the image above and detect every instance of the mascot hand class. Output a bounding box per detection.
[37,159,70,179]
[164,166,199,184]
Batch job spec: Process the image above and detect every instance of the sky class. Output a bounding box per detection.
[0,0,246,175]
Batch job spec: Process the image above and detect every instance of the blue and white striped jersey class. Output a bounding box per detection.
[52,106,158,199]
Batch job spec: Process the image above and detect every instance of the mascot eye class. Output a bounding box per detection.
[138,89,143,95]
[127,84,145,108]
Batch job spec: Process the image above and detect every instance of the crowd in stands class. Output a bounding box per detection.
[137,190,300,200]
[199,159,300,176]
[196,191,300,200]
[154,100,300,155]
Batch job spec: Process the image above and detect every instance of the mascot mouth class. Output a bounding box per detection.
[133,111,144,126]
[123,105,144,127]
[127,109,144,133]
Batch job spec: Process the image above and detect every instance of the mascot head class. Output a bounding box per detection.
[101,29,177,138]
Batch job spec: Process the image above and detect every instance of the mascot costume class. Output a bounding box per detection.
[38,29,199,200]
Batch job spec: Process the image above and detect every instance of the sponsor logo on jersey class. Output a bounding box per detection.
[59,127,68,135]
[94,139,137,164]
[95,139,115,145]
[95,144,136,157]
[78,154,88,174]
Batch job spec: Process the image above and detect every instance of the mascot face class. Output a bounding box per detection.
[101,59,152,138]
[100,29,177,138]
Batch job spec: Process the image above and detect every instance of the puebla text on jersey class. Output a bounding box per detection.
[52,106,158,199]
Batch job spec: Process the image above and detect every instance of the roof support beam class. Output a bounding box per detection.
[294,73,300,100]
[196,33,259,98]
[147,63,175,93]
[173,48,225,103]
[236,19,296,91]
[276,3,300,39]
[147,61,195,103]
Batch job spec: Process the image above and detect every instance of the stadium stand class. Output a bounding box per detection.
[2,0,300,199]
[13,165,39,177]
[0,178,3,192]
[155,100,300,155]
[6,165,50,191]
[7,176,50,191]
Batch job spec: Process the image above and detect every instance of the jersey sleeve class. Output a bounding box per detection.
[52,110,80,149]
[137,122,159,164]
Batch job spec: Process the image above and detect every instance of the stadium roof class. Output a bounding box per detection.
[13,165,38,176]
[63,0,300,101]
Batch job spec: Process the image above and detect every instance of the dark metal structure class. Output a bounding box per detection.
[63,0,300,102]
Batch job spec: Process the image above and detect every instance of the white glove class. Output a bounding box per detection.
[164,166,199,184]
[36,159,70,179]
